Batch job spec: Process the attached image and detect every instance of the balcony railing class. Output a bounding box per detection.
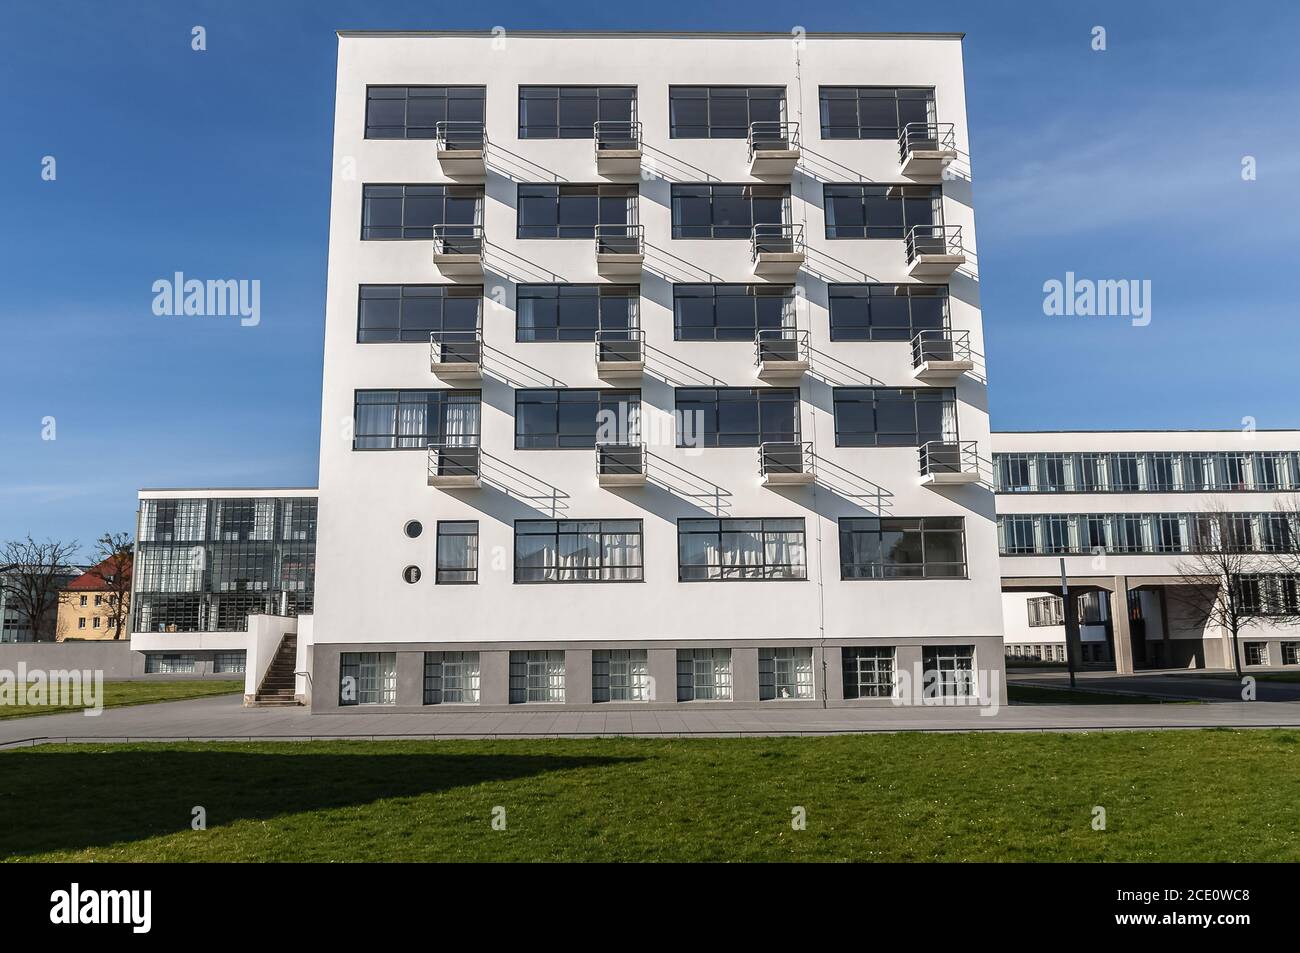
[918,440,979,485]
[435,121,487,177]
[755,328,810,380]
[427,443,482,488]
[432,223,485,276]
[750,223,805,276]
[910,329,973,382]
[759,440,815,486]
[430,328,483,379]
[595,223,644,277]
[435,121,487,153]
[597,442,648,486]
[595,120,642,153]
[595,328,644,375]
[898,122,956,164]
[905,224,965,277]
[747,121,801,173]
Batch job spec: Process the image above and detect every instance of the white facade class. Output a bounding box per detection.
[307,30,1003,710]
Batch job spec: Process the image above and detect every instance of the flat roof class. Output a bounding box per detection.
[337,29,965,40]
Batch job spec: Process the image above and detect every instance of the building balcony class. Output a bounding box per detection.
[427,443,481,489]
[898,122,957,179]
[918,440,979,486]
[435,121,486,178]
[595,120,642,176]
[910,329,974,383]
[748,121,801,177]
[595,223,645,278]
[751,223,805,278]
[595,329,644,378]
[429,329,483,381]
[759,440,815,486]
[905,224,965,278]
[755,329,810,381]
[596,442,647,487]
[431,224,485,278]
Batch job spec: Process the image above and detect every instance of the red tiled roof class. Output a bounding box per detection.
[64,555,132,590]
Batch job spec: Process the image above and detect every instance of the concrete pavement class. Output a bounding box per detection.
[3,690,1300,746]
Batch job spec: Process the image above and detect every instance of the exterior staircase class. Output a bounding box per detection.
[253,634,300,707]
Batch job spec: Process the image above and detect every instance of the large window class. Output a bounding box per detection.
[819,87,935,140]
[828,284,949,342]
[923,645,976,698]
[424,651,481,704]
[991,451,1300,494]
[672,284,794,341]
[514,520,643,583]
[842,647,896,699]
[592,649,651,702]
[364,86,485,139]
[677,649,733,701]
[509,650,566,703]
[516,284,638,342]
[759,647,814,700]
[515,388,639,449]
[340,652,397,706]
[1027,596,1065,627]
[839,517,967,579]
[517,184,637,239]
[353,390,480,450]
[823,184,940,239]
[675,387,800,448]
[671,184,789,239]
[678,518,807,581]
[833,387,957,447]
[997,512,1300,556]
[144,653,196,675]
[213,651,247,674]
[436,521,478,584]
[669,86,784,138]
[357,285,482,344]
[361,185,482,240]
[518,86,636,138]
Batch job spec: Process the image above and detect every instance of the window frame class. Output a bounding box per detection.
[515,284,640,343]
[832,387,958,448]
[352,389,481,451]
[822,183,942,240]
[364,85,486,140]
[435,521,479,584]
[839,516,968,580]
[677,518,808,582]
[514,388,641,450]
[668,86,786,139]
[670,184,791,240]
[818,86,936,140]
[513,519,645,584]
[518,85,637,139]
[360,184,484,240]
[516,183,638,239]
[356,284,483,344]
[674,386,801,448]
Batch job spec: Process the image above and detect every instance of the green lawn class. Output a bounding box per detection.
[0,680,242,720]
[1006,684,1196,705]
[3,731,1297,862]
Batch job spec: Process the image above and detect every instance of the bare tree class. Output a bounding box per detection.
[85,532,134,640]
[0,537,81,643]
[1170,503,1280,677]
[1263,494,1300,627]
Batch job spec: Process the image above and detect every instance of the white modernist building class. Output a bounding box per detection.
[994,430,1300,673]
[299,29,1001,711]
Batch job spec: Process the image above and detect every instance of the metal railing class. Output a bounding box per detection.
[748,120,800,161]
[897,121,956,162]
[755,328,810,366]
[905,224,963,263]
[759,440,815,478]
[595,223,644,256]
[910,329,971,367]
[594,120,642,153]
[435,121,487,152]
[750,223,805,260]
[430,327,483,368]
[596,442,647,477]
[427,443,481,480]
[595,328,644,365]
[919,440,978,477]
[432,223,485,257]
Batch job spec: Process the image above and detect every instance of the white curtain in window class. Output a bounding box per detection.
[398,401,426,447]
[357,401,396,445]
[253,499,275,541]
[941,400,958,441]
[603,531,641,580]
[442,394,480,447]
[176,499,207,541]
[139,500,157,541]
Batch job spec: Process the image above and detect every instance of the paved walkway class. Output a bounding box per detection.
[4,692,1300,746]
[1008,669,1300,703]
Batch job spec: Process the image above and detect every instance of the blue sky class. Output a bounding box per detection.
[2,0,1298,550]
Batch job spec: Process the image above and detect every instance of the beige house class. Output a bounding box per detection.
[57,557,132,641]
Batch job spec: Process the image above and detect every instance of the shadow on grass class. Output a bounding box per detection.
[0,748,642,858]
